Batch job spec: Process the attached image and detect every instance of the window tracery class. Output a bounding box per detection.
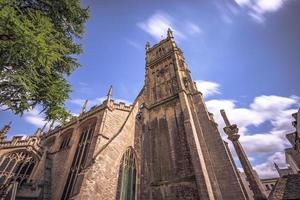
[61,125,95,200]
[118,147,137,200]
[0,151,36,188]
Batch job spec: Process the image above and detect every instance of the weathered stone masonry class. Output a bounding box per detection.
[0,30,250,200]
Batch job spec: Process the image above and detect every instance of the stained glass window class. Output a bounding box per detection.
[119,148,137,200]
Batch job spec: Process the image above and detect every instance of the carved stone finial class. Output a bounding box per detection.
[167,28,174,38]
[34,128,42,136]
[103,85,113,108]
[107,85,113,102]
[145,42,150,51]
[0,121,12,141]
[35,122,48,136]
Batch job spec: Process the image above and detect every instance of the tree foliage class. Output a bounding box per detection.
[0,0,89,122]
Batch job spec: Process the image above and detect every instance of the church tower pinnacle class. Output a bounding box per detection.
[0,121,11,141]
[102,85,113,108]
[167,28,174,38]
[145,41,150,52]
[107,85,113,102]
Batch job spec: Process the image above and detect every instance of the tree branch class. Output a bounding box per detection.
[0,34,16,41]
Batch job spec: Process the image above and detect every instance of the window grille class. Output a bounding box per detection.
[61,125,94,200]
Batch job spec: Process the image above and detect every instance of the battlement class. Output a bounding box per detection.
[111,100,132,111]
[147,38,170,52]
[146,28,175,52]
[77,99,132,119]
[0,135,39,147]
[43,99,132,138]
[145,31,185,67]
[0,135,42,158]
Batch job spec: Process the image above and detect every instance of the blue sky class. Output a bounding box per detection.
[1,0,300,178]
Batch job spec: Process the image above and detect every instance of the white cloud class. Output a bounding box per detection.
[138,11,183,40]
[248,12,265,23]
[125,39,142,49]
[240,133,286,153]
[202,80,299,178]
[207,95,296,177]
[235,0,287,13]
[24,108,47,127]
[195,80,221,98]
[250,95,297,112]
[222,0,294,24]
[138,11,202,40]
[0,105,9,110]
[185,22,202,35]
[207,94,299,137]
[255,0,285,13]
[248,0,290,22]
[254,152,286,178]
[235,0,251,7]
[23,108,59,130]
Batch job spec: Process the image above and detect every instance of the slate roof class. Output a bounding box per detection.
[269,174,300,200]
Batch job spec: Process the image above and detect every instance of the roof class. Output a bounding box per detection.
[269,174,300,200]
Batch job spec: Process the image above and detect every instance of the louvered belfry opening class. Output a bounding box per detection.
[119,147,137,200]
[61,124,95,200]
[0,151,36,188]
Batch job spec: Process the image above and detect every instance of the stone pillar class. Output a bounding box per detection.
[220,109,267,200]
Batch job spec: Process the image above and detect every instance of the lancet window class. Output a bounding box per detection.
[60,134,72,150]
[61,124,95,200]
[119,147,137,200]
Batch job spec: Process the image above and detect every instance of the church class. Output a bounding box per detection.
[0,29,274,200]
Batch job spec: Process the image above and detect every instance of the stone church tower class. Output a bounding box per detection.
[0,30,248,200]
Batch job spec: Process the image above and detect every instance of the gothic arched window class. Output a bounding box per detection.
[60,133,72,150]
[61,124,95,200]
[118,147,137,200]
[0,151,36,189]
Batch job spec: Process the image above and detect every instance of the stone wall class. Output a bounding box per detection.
[191,92,247,200]
[49,113,102,200]
[73,100,141,200]
[140,98,200,200]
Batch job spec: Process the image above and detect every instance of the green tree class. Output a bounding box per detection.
[0,0,89,122]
